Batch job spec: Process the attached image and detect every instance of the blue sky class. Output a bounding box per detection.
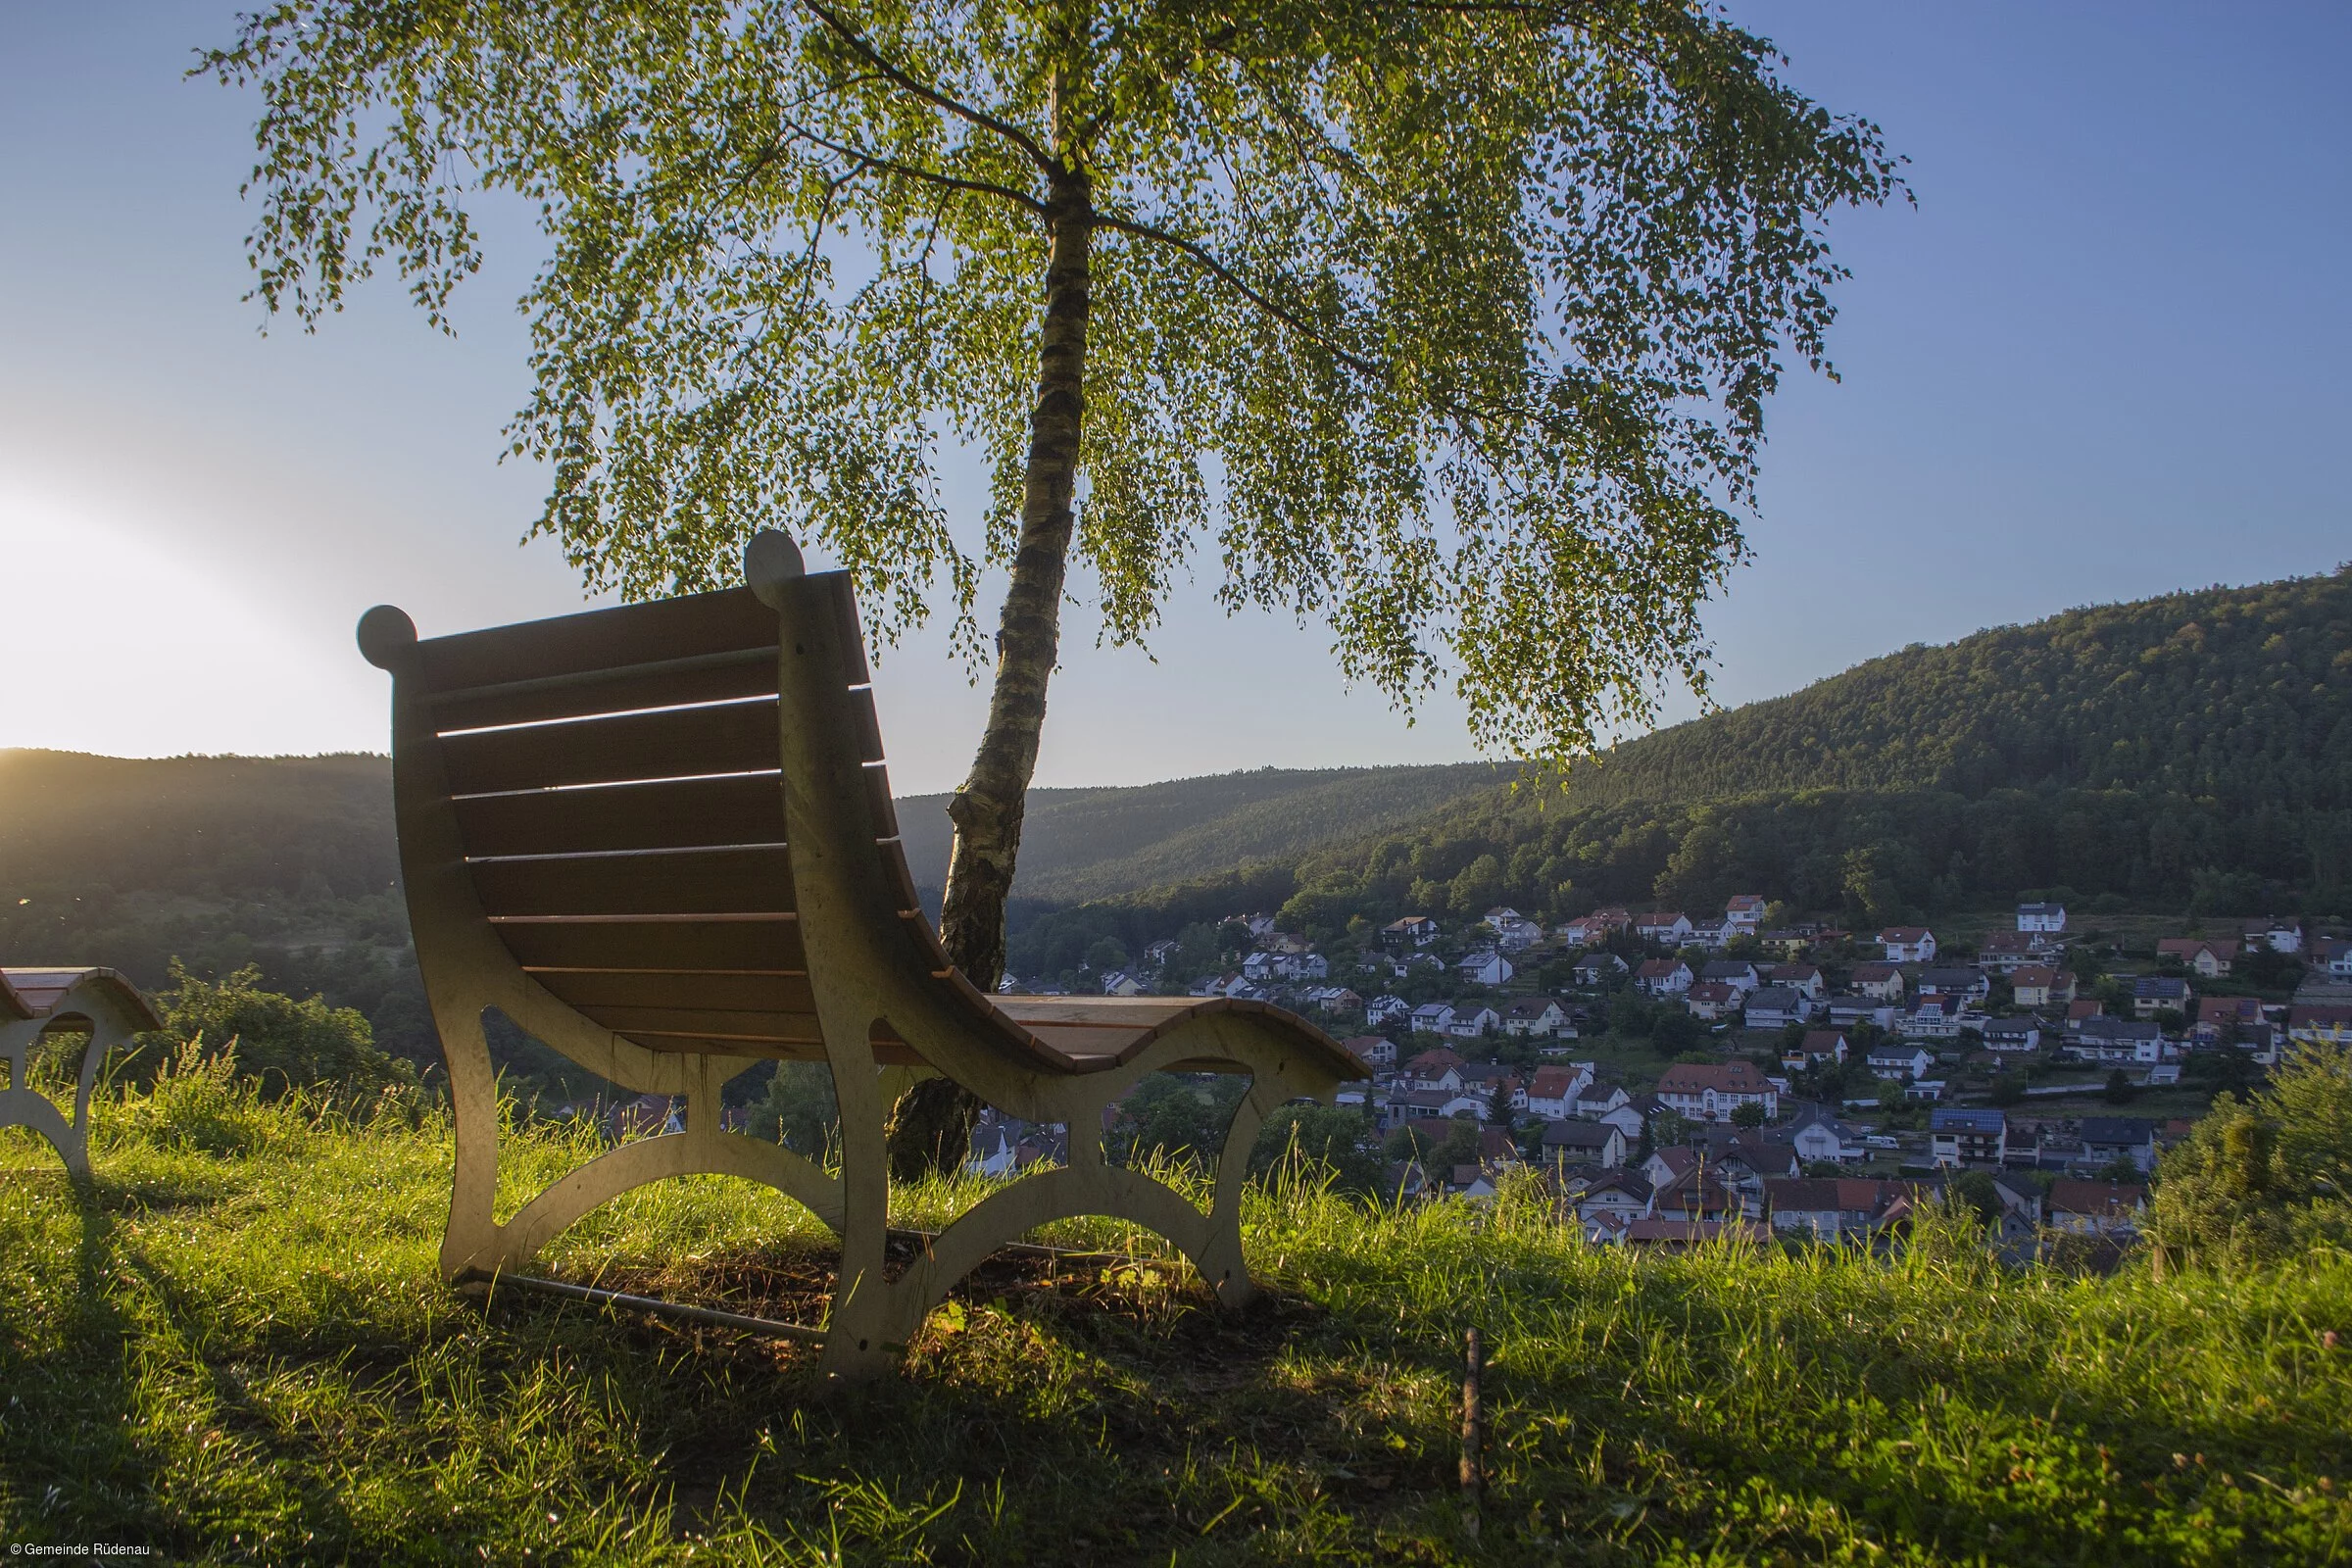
[1,3,2344,792]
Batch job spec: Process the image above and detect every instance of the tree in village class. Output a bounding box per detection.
[208,2,1901,1172]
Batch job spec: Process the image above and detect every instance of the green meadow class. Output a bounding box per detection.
[2,1062,2347,1565]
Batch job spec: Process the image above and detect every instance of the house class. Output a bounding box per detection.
[2045,1180,2146,1235]
[2017,902,2068,935]
[1296,953,1331,981]
[1636,910,1695,946]
[1849,962,1907,1001]
[1685,912,1741,951]
[1100,969,1149,997]
[1929,1107,2007,1167]
[1501,997,1569,1038]
[1399,1048,1466,1092]
[2241,917,2303,954]
[1482,906,1544,951]
[1381,915,1440,949]
[1341,1034,1396,1070]
[1682,980,1740,1021]
[965,1119,1020,1178]
[1366,994,1410,1027]
[1624,1217,1773,1249]
[1826,999,1897,1031]
[1564,1169,1652,1224]
[1309,985,1362,1015]
[1456,950,1514,987]
[1523,1064,1591,1119]
[2191,996,2264,1043]
[1395,1091,1490,1128]
[2317,937,2352,980]
[1635,958,1694,997]
[2010,964,2072,1006]
[1864,1045,1933,1081]
[1785,1107,1864,1165]
[1570,953,1629,986]
[1915,966,1990,1003]
[1780,1028,1850,1073]
[2287,1005,2352,1047]
[1575,1081,1632,1119]
[2079,1117,2159,1173]
[1655,1059,1779,1122]
[1259,929,1312,956]
[1763,1177,1848,1240]
[2156,937,2237,978]
[1541,1119,1627,1170]
[1446,1004,1502,1040]
[2132,975,2191,1018]
[2236,1022,2285,1066]
[1975,931,2046,973]
[1982,1018,2042,1054]
[1896,998,1967,1041]
[1904,1079,1947,1102]
[1598,1097,1649,1141]
[1409,1002,1457,1036]
[1699,960,1763,995]
[1458,1062,1523,1107]
[1742,984,1813,1029]
[1876,927,1937,963]
[1765,962,1827,1000]
[2070,1016,2165,1064]
[1143,938,1180,969]
[1241,951,1283,983]
[1726,894,1768,931]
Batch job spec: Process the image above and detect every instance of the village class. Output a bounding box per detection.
[994,898,2352,1250]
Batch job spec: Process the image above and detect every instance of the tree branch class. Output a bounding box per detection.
[796,0,1060,174]
[1087,209,1379,378]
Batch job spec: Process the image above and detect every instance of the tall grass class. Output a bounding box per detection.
[2,1078,2346,1565]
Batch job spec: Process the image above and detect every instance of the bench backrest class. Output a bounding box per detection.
[361,568,1047,1073]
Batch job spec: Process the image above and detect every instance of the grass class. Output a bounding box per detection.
[3,1069,2349,1565]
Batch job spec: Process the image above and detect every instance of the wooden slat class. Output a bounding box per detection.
[999,999,1200,1028]
[454,774,787,858]
[442,701,779,795]
[533,970,815,1013]
[498,917,804,974]
[414,587,778,694]
[976,1023,1156,1059]
[435,651,778,733]
[619,1033,834,1062]
[470,847,793,917]
[575,1004,823,1043]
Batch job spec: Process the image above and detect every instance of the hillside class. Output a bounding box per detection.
[1006,570,2352,964]
[896,762,1500,903]
[6,1094,2347,1563]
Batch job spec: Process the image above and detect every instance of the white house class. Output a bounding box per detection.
[1482,906,1544,951]
[1699,960,1763,995]
[1523,1063,1592,1119]
[1381,915,1439,949]
[1864,1045,1933,1080]
[1876,927,1937,963]
[1409,1002,1457,1035]
[1635,958,1694,997]
[1636,910,1695,945]
[2016,903,2068,935]
[1366,994,1410,1027]
[1457,950,1514,987]
[1501,997,1569,1037]
[1446,1004,1501,1040]
[1726,894,1767,931]
[1742,985,1814,1030]
[1341,1034,1396,1069]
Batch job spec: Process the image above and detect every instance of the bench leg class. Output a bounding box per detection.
[0,1024,100,1184]
[436,1017,842,1281]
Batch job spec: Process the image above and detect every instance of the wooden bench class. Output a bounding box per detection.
[358,529,1364,1378]
[1,967,159,1180]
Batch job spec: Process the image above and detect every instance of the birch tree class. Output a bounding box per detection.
[209,0,1901,1170]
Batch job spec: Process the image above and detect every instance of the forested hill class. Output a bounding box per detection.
[1004,570,2352,973]
[893,763,1500,903]
[1573,570,2352,812]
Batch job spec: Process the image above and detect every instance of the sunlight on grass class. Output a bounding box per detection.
[2,1079,2346,1564]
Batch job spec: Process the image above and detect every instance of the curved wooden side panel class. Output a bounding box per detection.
[0,972,157,1183]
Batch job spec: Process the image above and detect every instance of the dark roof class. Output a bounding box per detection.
[1930,1107,2006,1133]
[1542,1121,1619,1149]
[2081,1117,2157,1146]
[1764,1177,1843,1212]
[1746,985,1803,1007]
[2077,1017,2162,1042]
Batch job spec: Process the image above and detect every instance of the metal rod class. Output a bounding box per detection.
[461,1268,828,1344]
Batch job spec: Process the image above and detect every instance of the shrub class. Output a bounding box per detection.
[138,961,416,1103]
[2150,1040,2352,1265]
[114,1039,306,1157]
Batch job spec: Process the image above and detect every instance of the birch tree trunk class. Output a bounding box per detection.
[886,154,1093,1180]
